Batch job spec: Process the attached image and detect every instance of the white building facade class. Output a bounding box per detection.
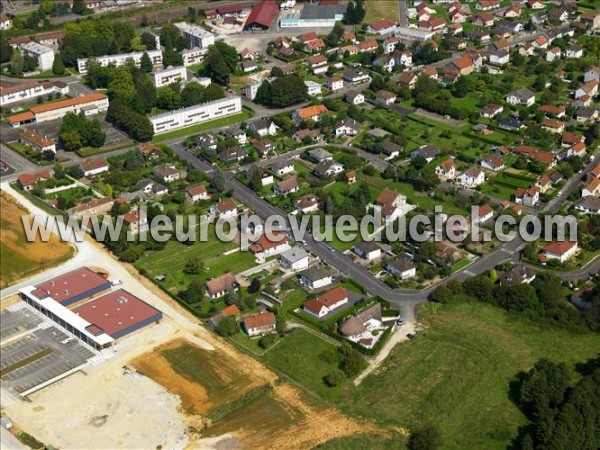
[77,49,163,74]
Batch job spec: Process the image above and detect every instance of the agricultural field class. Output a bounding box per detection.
[0,191,73,288]
[339,299,600,450]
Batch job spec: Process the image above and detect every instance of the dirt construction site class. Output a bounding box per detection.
[0,183,388,449]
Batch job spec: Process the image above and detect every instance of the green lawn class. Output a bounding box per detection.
[152,109,253,143]
[76,140,135,157]
[262,328,344,400]
[339,299,600,450]
[364,0,399,22]
[135,225,256,296]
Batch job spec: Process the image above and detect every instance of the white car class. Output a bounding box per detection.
[110,279,123,286]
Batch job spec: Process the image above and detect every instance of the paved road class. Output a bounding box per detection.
[0,143,37,181]
[398,0,409,28]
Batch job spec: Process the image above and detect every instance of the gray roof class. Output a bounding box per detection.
[300,266,335,282]
[507,88,535,101]
[339,303,382,337]
[308,148,333,160]
[300,4,346,20]
[354,241,381,254]
[280,247,309,264]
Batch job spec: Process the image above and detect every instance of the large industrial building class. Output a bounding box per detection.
[244,0,279,30]
[20,41,55,71]
[149,95,242,134]
[7,93,109,127]
[279,3,345,28]
[77,49,163,74]
[174,22,215,49]
[18,268,163,349]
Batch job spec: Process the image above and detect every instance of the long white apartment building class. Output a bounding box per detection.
[152,66,188,87]
[174,22,215,49]
[0,80,69,106]
[20,41,55,71]
[149,96,242,134]
[77,49,163,74]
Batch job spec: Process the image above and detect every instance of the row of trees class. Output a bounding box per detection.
[59,112,106,151]
[156,81,225,111]
[343,1,365,25]
[254,75,308,108]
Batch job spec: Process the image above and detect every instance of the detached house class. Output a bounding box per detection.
[247,166,274,186]
[185,184,209,202]
[249,231,290,258]
[79,157,109,177]
[506,88,536,107]
[480,104,503,118]
[375,90,397,105]
[457,167,485,188]
[303,287,349,319]
[374,188,409,221]
[299,266,335,290]
[295,194,320,214]
[17,170,53,191]
[480,155,505,172]
[346,90,365,105]
[270,160,294,176]
[293,104,328,124]
[211,198,237,218]
[274,177,299,196]
[435,159,457,181]
[386,257,416,279]
[540,240,578,264]
[473,12,494,27]
[366,18,398,35]
[542,118,566,134]
[249,117,278,136]
[582,178,600,198]
[334,118,360,137]
[153,164,181,183]
[515,187,540,207]
[243,312,276,337]
[353,241,382,260]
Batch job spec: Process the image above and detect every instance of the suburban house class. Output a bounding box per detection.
[139,142,162,160]
[474,204,494,223]
[539,104,566,118]
[375,90,397,105]
[279,247,310,271]
[196,132,218,150]
[299,266,335,290]
[542,118,566,134]
[499,265,536,285]
[249,117,278,136]
[540,240,578,264]
[582,178,600,197]
[456,168,485,188]
[210,198,237,218]
[346,91,365,105]
[153,164,181,183]
[505,88,536,107]
[366,18,398,35]
[385,257,416,279]
[247,166,274,186]
[219,147,248,164]
[334,118,360,137]
[480,155,505,172]
[575,80,598,100]
[205,272,239,299]
[185,184,209,202]
[359,39,379,53]
[207,304,240,329]
[515,187,540,207]
[79,157,109,177]
[68,197,114,219]
[293,104,328,124]
[411,144,440,162]
[374,188,409,221]
[566,46,583,59]
[382,141,402,160]
[353,241,382,261]
[326,75,344,91]
[17,170,53,191]
[270,161,294,176]
[19,129,56,154]
[535,175,552,194]
[343,68,371,84]
[303,286,349,319]
[339,303,385,348]
[249,231,290,258]
[295,194,320,214]
[473,12,494,27]
[314,160,344,178]
[122,209,149,235]
[435,159,457,181]
[274,176,299,196]
[308,148,333,163]
[398,71,418,89]
[574,197,600,215]
[476,0,500,11]
[480,104,503,118]
[562,132,585,147]
[243,312,276,337]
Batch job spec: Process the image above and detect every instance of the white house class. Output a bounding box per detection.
[541,241,578,263]
[456,168,485,188]
[77,49,163,74]
[153,164,181,183]
[249,117,278,137]
[152,66,188,88]
[175,22,215,48]
[210,199,237,218]
[20,42,55,71]
[295,194,320,214]
[279,247,310,271]
[305,80,323,96]
[582,178,600,197]
[435,159,456,181]
[326,76,344,91]
[243,313,276,337]
[334,118,360,137]
[480,155,505,172]
[506,88,536,107]
[299,266,334,290]
[353,241,382,260]
[19,129,56,154]
[270,161,294,176]
[345,91,365,105]
[185,184,209,202]
[249,231,290,258]
[303,286,349,318]
[0,14,13,30]
[79,157,109,177]
[566,47,583,59]
[515,187,540,207]
[385,257,416,279]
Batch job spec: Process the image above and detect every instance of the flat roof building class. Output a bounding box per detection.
[30,267,112,306]
[152,66,188,88]
[149,95,242,134]
[280,3,345,28]
[174,22,215,49]
[77,49,163,74]
[0,80,69,106]
[20,41,55,71]
[73,289,162,340]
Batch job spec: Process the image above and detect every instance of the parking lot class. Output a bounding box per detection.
[0,306,95,395]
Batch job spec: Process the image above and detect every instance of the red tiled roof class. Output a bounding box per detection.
[17,170,53,187]
[544,240,576,256]
[244,1,278,29]
[244,312,276,329]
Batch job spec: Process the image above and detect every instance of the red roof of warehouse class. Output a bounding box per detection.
[244,0,278,28]
[32,267,110,305]
[73,289,162,337]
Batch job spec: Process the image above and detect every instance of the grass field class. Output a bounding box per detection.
[339,299,600,450]
[0,192,73,288]
[135,224,255,295]
[152,109,253,143]
[364,0,399,23]
[262,328,344,400]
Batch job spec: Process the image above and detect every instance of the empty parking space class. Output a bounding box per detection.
[0,308,42,340]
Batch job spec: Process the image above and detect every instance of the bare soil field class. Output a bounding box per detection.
[133,339,388,449]
[0,191,73,288]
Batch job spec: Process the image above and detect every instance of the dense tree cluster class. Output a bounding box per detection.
[203,41,238,85]
[106,99,154,142]
[515,358,600,450]
[343,1,365,25]
[156,82,225,110]
[58,112,106,151]
[254,75,308,108]
[60,20,137,67]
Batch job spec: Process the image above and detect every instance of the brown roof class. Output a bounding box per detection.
[19,129,54,148]
[339,304,382,336]
[17,170,53,187]
[544,240,577,256]
[295,194,319,209]
[244,312,276,329]
[542,118,565,129]
[452,57,473,70]
[539,104,565,115]
[304,286,349,314]
[80,157,109,172]
[368,18,397,31]
[206,272,238,296]
[562,132,584,145]
[276,176,298,193]
[215,198,236,213]
[69,197,114,215]
[185,184,208,198]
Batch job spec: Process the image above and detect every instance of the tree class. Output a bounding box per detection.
[217,316,238,336]
[212,169,225,192]
[204,49,231,85]
[430,285,452,303]
[182,279,204,303]
[59,131,82,152]
[276,313,287,336]
[408,423,442,450]
[72,0,86,14]
[340,349,366,377]
[254,75,308,108]
[520,359,570,419]
[258,333,277,348]
[248,277,261,293]
[180,82,205,107]
[140,52,153,73]
[183,257,204,275]
[201,83,225,102]
[325,369,345,387]
[52,54,65,75]
[0,37,13,64]
[10,51,24,77]
[140,32,157,50]
[162,47,183,67]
